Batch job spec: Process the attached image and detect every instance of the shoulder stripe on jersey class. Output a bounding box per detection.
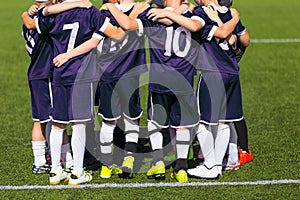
[191,16,206,27]
[136,19,144,36]
[35,18,41,34]
[99,17,110,33]
[207,25,218,41]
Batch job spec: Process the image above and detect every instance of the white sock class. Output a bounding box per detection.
[50,127,64,173]
[215,124,230,166]
[32,140,46,166]
[228,143,239,164]
[176,129,190,159]
[124,118,139,144]
[71,124,86,176]
[148,122,162,150]
[196,124,216,168]
[99,122,115,154]
[61,143,74,169]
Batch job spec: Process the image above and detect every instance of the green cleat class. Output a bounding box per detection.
[119,156,135,179]
[100,165,112,179]
[146,161,165,180]
[171,170,188,183]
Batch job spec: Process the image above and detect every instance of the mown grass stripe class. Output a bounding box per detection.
[251,38,300,43]
[0,179,299,190]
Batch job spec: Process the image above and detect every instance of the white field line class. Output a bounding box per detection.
[0,179,299,190]
[251,38,300,43]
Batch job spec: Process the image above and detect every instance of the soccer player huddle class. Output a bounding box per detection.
[21,0,253,186]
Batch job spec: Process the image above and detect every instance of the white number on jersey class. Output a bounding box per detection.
[63,22,79,52]
[164,26,191,57]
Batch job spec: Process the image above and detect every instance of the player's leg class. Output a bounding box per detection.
[235,118,253,164]
[146,92,170,180]
[170,94,198,182]
[97,81,120,178]
[49,84,70,185]
[224,122,240,170]
[187,72,223,179]
[68,83,94,186]
[29,79,51,174]
[117,76,143,178]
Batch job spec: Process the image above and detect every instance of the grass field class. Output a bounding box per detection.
[0,0,299,199]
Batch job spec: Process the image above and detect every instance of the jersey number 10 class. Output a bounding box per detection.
[164,26,191,58]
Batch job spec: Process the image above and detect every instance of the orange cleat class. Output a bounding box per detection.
[239,149,253,164]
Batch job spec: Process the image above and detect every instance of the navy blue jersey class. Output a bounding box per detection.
[97,6,147,82]
[137,7,197,95]
[191,6,239,75]
[22,12,53,81]
[36,6,107,85]
[210,4,247,62]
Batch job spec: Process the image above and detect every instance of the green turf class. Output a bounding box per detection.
[0,0,299,199]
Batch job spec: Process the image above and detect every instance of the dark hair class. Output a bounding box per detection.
[218,0,233,8]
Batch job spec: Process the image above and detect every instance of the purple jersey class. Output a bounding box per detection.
[192,6,240,75]
[22,12,53,81]
[98,8,147,82]
[137,7,197,95]
[36,6,107,85]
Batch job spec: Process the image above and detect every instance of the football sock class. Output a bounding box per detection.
[175,129,190,159]
[71,123,86,176]
[148,122,163,163]
[50,127,64,173]
[124,118,139,154]
[234,118,249,152]
[215,124,230,166]
[32,140,47,167]
[174,129,190,172]
[61,143,73,169]
[196,124,215,168]
[99,122,115,167]
[228,123,238,164]
[228,143,239,164]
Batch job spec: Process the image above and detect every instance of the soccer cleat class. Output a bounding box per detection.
[49,170,69,185]
[187,165,220,179]
[170,170,188,182]
[146,161,165,180]
[111,164,122,175]
[225,162,240,171]
[100,165,112,179]
[32,163,51,174]
[239,149,253,165]
[119,156,135,179]
[68,171,92,186]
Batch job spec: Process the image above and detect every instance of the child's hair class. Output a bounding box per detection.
[218,0,233,8]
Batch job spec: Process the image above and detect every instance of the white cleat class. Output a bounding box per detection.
[68,171,92,186]
[49,171,69,185]
[187,165,221,179]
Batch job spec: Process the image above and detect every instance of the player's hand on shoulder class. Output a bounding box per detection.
[80,0,93,9]
[147,8,166,21]
[230,8,240,20]
[28,5,39,16]
[100,3,113,11]
[203,6,221,24]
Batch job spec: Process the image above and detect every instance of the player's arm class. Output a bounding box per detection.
[147,9,204,32]
[103,22,126,41]
[101,3,147,30]
[22,12,36,29]
[53,37,102,67]
[43,0,92,16]
[238,30,250,47]
[213,8,240,39]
